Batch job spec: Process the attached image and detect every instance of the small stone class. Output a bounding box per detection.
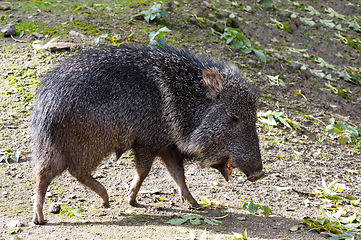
[273,52,284,60]
[45,42,73,51]
[2,191,8,196]
[32,32,44,39]
[0,4,11,10]
[69,30,85,38]
[45,192,52,198]
[201,1,212,8]
[48,202,61,213]
[0,23,16,37]
[6,220,24,229]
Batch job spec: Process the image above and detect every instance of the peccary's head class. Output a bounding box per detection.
[184,65,264,182]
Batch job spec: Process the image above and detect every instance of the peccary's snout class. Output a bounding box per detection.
[247,171,265,182]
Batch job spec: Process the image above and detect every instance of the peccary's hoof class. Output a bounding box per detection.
[128,197,137,207]
[102,202,110,208]
[33,216,46,225]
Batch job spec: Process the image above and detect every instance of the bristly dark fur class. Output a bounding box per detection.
[31,45,263,225]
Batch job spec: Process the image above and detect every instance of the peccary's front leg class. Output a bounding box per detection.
[128,149,156,206]
[160,147,199,207]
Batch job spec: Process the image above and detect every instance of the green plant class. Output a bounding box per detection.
[293,150,302,160]
[266,74,286,87]
[233,229,252,240]
[166,213,223,226]
[219,27,266,63]
[0,149,20,163]
[242,200,271,216]
[326,118,360,145]
[256,0,273,6]
[148,26,170,46]
[325,83,351,101]
[132,2,167,23]
[301,179,361,239]
[94,34,108,45]
[339,67,361,85]
[59,208,87,222]
[257,111,301,130]
[270,18,293,33]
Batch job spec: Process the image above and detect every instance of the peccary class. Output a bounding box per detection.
[31,45,264,225]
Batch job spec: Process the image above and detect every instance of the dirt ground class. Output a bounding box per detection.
[0,0,361,239]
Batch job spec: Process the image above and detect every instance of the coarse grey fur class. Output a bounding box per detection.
[30,45,264,225]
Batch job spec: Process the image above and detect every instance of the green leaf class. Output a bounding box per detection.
[59,209,68,215]
[159,9,167,18]
[226,36,236,44]
[289,225,299,232]
[232,40,244,48]
[158,26,171,32]
[252,49,266,63]
[204,218,220,226]
[300,17,316,26]
[13,151,20,162]
[9,237,22,240]
[157,38,166,46]
[259,116,277,126]
[261,205,271,216]
[166,218,189,225]
[320,208,333,221]
[239,35,251,48]
[247,201,259,214]
[190,217,202,226]
[240,48,252,54]
[271,186,292,191]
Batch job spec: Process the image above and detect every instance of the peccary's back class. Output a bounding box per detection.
[30,46,217,154]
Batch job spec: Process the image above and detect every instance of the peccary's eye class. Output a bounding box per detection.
[230,115,239,122]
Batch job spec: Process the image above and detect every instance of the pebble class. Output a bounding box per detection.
[69,30,85,38]
[48,202,61,213]
[6,220,24,229]
[0,23,16,37]
[45,192,53,198]
[32,32,44,39]
[0,4,10,10]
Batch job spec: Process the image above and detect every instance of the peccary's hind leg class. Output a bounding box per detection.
[128,149,155,206]
[69,169,110,208]
[160,147,198,207]
[33,160,67,225]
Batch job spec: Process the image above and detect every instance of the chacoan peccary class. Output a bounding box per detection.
[30,45,264,225]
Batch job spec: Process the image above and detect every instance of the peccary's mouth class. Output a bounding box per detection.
[211,158,235,182]
[247,171,265,182]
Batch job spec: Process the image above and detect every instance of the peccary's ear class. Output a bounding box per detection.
[202,69,224,100]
